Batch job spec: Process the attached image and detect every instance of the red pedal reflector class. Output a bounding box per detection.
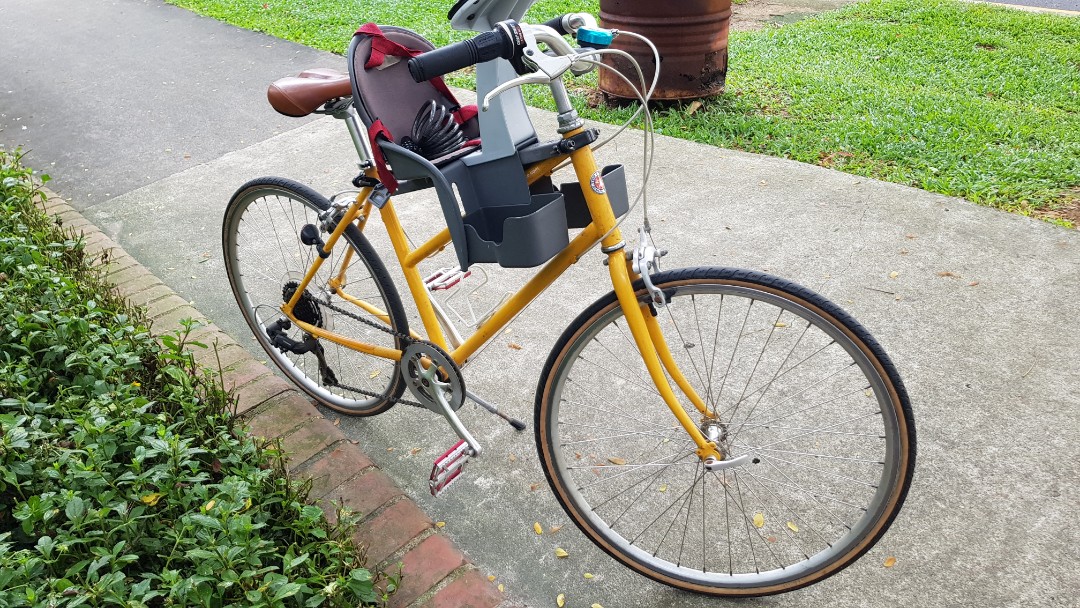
[430,439,470,497]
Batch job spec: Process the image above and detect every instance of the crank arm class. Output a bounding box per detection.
[418,361,483,456]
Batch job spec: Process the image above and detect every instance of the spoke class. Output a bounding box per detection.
[731,445,885,465]
[664,303,713,410]
[714,299,754,409]
[726,305,787,425]
[597,453,683,522]
[751,454,860,536]
[724,470,733,574]
[665,462,703,565]
[705,294,725,413]
[724,339,838,422]
[576,450,697,492]
[740,471,868,511]
[751,385,872,429]
[747,410,885,450]
[629,468,702,547]
[591,332,652,391]
[561,397,673,432]
[730,471,764,573]
[736,472,812,561]
[574,354,663,399]
[691,294,718,413]
[759,454,878,488]
[557,424,678,444]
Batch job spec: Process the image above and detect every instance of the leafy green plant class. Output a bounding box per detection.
[0,150,389,606]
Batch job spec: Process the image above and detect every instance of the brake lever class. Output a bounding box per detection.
[481,72,553,111]
[482,24,576,111]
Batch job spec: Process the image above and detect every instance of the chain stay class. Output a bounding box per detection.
[303,292,426,408]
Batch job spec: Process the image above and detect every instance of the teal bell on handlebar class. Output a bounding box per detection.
[576,26,614,49]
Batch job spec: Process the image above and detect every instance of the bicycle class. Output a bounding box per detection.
[222,0,915,597]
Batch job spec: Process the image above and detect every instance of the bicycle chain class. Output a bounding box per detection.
[307,296,425,408]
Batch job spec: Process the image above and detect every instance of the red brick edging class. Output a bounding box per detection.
[38,190,513,608]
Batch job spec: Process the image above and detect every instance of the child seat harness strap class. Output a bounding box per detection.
[357,23,479,193]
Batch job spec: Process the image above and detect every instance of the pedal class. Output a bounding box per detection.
[424,267,471,292]
[429,439,472,497]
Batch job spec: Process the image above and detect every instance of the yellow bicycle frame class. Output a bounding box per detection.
[281,128,723,462]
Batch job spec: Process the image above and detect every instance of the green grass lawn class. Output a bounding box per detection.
[168,0,1080,224]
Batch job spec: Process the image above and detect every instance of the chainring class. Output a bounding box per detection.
[399,341,466,413]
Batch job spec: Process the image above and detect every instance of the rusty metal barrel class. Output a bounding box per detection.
[598,0,732,100]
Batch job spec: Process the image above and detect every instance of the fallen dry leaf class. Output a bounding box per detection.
[534,522,544,535]
[369,370,381,379]
[530,483,542,491]
[774,322,788,328]
[937,271,959,278]
[686,100,703,116]
[753,513,765,528]
[509,453,518,462]
[575,452,583,460]
[905,233,917,239]
[555,547,569,558]
[884,556,897,568]
[607,457,627,466]
[549,525,563,533]
[387,447,395,452]
[557,593,566,607]
[767,536,777,543]
[333,418,340,426]
[410,447,421,455]
[508,342,522,350]
[141,493,163,506]
[968,281,980,287]
[787,521,800,533]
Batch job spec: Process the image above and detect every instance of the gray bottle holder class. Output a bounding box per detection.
[381,141,629,270]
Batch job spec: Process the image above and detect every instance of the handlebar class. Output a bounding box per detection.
[409,22,525,83]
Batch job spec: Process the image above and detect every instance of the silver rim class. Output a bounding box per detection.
[224,185,400,412]
[545,282,905,590]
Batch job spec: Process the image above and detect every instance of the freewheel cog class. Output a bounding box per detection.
[400,341,465,413]
[282,280,324,328]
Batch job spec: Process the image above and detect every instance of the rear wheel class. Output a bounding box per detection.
[535,267,915,596]
[223,177,408,415]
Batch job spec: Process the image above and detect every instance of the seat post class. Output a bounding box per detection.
[338,105,376,168]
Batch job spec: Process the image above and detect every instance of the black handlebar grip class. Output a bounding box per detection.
[408,29,513,83]
[542,15,571,36]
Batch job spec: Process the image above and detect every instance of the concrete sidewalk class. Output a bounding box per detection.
[3,1,1079,606]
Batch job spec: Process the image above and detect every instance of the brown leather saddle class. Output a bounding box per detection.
[266,68,352,117]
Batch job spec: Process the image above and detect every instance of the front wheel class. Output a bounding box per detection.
[535,267,915,596]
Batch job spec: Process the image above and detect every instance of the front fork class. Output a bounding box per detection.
[566,142,725,466]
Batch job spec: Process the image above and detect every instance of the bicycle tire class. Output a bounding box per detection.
[535,266,915,596]
[223,177,409,415]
